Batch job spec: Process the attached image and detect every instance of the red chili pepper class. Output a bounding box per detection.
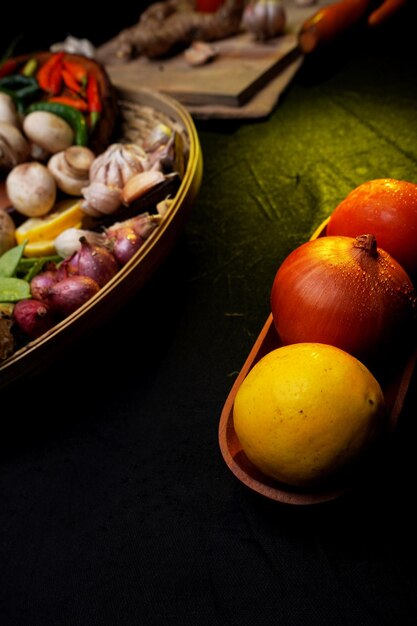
[62,68,82,93]
[86,73,102,130]
[0,59,18,79]
[48,95,89,111]
[63,60,88,86]
[37,52,65,94]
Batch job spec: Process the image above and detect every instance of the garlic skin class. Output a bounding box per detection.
[0,122,30,170]
[48,146,95,196]
[242,0,286,41]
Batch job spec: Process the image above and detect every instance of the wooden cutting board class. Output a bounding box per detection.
[106,1,333,110]
[107,32,300,108]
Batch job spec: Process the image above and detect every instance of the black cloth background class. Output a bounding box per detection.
[2,4,417,625]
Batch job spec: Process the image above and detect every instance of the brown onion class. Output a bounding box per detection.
[270,234,417,362]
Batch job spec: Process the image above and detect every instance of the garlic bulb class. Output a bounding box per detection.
[242,0,286,41]
[81,181,122,217]
[89,143,150,188]
[81,143,151,217]
[48,146,95,196]
[0,122,30,170]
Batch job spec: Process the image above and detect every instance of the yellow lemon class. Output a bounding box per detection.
[16,198,84,245]
[233,343,386,488]
[23,240,57,257]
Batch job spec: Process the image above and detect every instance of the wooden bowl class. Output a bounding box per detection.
[0,87,203,389]
[218,219,417,505]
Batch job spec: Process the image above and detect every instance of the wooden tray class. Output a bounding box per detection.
[0,88,203,389]
[218,220,417,505]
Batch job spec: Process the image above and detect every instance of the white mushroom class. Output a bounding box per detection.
[6,162,57,217]
[0,93,18,127]
[0,122,30,170]
[23,111,74,154]
[48,146,95,196]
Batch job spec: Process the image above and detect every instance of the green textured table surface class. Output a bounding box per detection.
[2,6,417,625]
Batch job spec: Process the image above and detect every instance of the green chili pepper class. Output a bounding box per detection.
[0,243,26,279]
[0,277,30,303]
[27,101,88,146]
[0,74,37,89]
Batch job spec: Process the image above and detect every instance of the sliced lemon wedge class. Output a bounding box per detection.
[16,198,84,245]
[23,240,58,258]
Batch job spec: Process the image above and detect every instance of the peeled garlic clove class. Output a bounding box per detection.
[81,181,122,217]
[184,41,218,67]
[121,170,166,205]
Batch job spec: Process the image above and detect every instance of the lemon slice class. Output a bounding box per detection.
[16,198,84,245]
[23,240,58,258]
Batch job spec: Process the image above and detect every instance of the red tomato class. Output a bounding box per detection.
[326,178,417,278]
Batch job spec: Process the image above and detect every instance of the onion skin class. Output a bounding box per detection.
[47,275,100,317]
[13,299,55,339]
[271,234,417,363]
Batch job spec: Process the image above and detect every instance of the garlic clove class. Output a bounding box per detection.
[81,181,122,217]
[184,41,218,67]
[121,170,166,205]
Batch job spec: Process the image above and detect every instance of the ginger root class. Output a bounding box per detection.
[97,0,244,63]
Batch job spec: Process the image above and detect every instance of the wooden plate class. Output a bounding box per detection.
[218,220,417,505]
[0,87,203,389]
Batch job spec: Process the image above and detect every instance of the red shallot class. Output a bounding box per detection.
[13,298,55,339]
[47,275,100,317]
[67,237,118,286]
[30,269,59,300]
